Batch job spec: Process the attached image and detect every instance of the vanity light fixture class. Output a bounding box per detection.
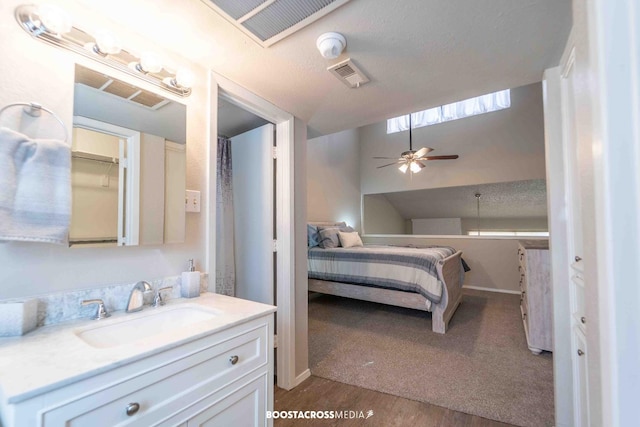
[91,30,121,56]
[135,51,163,74]
[15,4,192,97]
[163,68,195,91]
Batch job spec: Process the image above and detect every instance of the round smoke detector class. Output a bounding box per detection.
[316,32,346,59]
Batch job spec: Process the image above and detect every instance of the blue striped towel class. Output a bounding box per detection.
[0,127,71,245]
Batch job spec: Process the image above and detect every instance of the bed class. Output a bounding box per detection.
[307,224,465,334]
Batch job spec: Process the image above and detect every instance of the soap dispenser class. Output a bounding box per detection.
[181,259,201,298]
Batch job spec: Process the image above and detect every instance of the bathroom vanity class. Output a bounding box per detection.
[0,294,275,426]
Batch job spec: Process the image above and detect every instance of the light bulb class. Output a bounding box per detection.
[137,52,163,74]
[175,68,194,89]
[409,161,423,173]
[398,163,408,174]
[38,4,72,36]
[93,30,121,55]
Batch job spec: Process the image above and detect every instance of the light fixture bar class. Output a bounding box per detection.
[15,4,191,97]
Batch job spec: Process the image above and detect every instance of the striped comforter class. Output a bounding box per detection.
[308,245,458,307]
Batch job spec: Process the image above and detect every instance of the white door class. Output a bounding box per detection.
[232,124,275,305]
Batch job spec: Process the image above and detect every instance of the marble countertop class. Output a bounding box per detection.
[0,293,275,404]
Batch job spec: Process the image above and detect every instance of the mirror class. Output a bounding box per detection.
[70,65,187,247]
[363,179,548,236]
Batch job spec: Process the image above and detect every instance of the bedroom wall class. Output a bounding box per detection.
[359,82,547,195]
[307,128,361,231]
[363,235,533,293]
[362,194,407,234]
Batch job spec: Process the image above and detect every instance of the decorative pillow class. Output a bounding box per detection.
[317,225,355,248]
[307,224,320,247]
[338,231,363,248]
[317,227,341,248]
[308,222,347,247]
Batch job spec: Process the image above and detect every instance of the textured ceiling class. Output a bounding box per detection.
[379,179,548,219]
[74,0,572,135]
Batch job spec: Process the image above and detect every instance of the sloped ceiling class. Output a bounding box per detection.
[74,0,572,136]
[381,179,548,219]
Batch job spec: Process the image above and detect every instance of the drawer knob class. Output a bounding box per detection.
[575,256,582,262]
[577,349,585,357]
[126,402,140,416]
[581,316,586,324]
[229,355,239,365]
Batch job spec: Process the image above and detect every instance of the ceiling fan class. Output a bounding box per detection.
[375,114,459,173]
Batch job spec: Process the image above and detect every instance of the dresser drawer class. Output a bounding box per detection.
[517,247,527,269]
[40,324,268,426]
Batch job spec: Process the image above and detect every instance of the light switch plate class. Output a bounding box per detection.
[185,190,201,213]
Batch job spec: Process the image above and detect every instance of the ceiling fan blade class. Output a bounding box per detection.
[372,157,401,159]
[377,161,404,168]
[414,147,434,158]
[419,155,459,160]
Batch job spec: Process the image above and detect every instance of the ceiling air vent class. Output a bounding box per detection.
[202,0,351,47]
[328,58,370,88]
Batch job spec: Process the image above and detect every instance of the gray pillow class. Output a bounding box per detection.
[308,222,347,247]
[307,224,320,247]
[317,226,355,248]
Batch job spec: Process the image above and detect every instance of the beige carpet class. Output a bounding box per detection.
[308,289,554,427]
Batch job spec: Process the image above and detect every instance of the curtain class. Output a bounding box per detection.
[215,137,235,296]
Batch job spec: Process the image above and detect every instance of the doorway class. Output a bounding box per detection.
[209,72,297,390]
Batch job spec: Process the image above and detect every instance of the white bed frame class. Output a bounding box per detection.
[308,250,464,334]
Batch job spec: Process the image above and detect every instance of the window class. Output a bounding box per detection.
[386,89,511,134]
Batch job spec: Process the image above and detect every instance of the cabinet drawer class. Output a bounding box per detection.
[187,375,267,427]
[40,325,268,426]
[517,247,527,269]
[519,271,527,292]
[520,298,528,321]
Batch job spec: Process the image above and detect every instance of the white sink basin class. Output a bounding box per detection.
[75,306,219,349]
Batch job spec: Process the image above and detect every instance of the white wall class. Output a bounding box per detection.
[0,0,208,299]
[359,83,547,195]
[231,125,274,305]
[362,194,407,234]
[307,128,361,231]
[412,218,462,235]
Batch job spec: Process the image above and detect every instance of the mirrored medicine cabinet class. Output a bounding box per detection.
[70,65,187,247]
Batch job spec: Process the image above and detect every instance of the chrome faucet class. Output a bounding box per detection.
[153,286,173,307]
[81,299,110,320]
[126,281,153,313]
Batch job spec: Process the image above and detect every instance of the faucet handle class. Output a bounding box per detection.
[81,299,111,320]
[153,287,173,307]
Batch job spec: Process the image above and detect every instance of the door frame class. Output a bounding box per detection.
[207,71,297,390]
[73,115,141,246]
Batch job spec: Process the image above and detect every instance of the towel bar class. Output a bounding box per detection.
[0,102,69,142]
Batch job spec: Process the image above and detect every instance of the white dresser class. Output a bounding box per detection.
[0,294,275,427]
[518,240,552,354]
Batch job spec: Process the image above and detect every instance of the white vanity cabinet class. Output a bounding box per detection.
[0,302,274,427]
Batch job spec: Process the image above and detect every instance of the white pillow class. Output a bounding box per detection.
[338,231,363,248]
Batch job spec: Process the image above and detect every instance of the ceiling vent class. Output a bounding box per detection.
[201,0,351,47]
[328,58,370,88]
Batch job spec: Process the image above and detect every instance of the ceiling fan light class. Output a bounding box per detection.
[410,161,424,173]
[398,163,409,173]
